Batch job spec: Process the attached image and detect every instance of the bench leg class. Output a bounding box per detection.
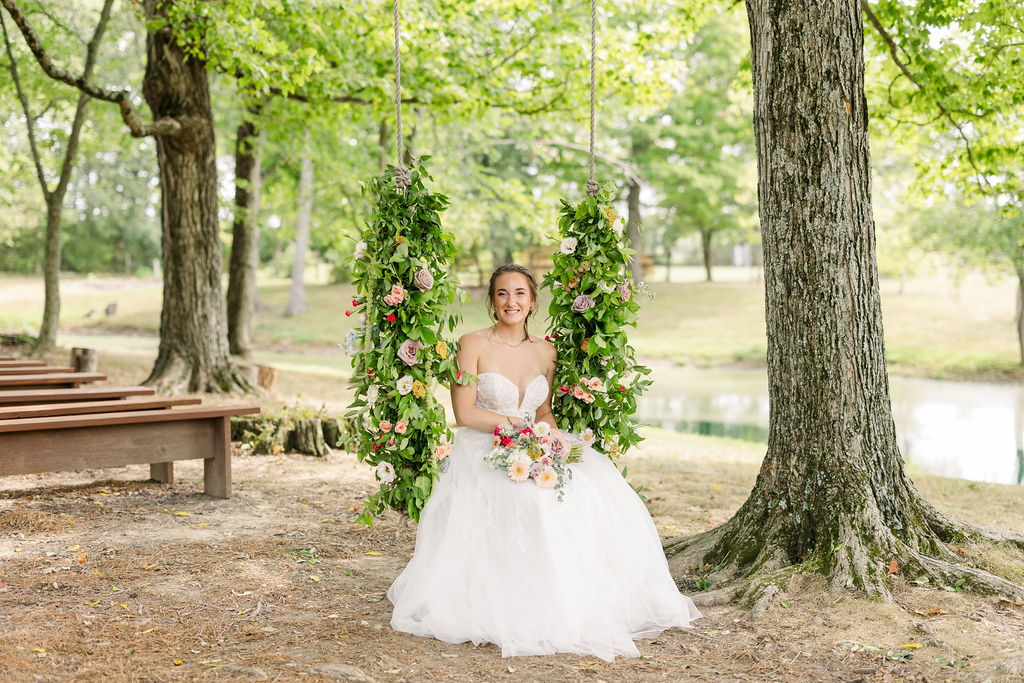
[150,462,174,484]
[203,416,232,498]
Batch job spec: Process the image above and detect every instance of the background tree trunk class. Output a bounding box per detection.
[227,104,263,358]
[142,0,249,393]
[700,229,713,282]
[664,0,1024,602]
[626,175,644,283]
[1016,265,1024,366]
[285,133,314,317]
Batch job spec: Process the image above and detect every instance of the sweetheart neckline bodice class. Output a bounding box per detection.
[476,372,548,417]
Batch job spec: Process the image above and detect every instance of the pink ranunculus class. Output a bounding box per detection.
[413,268,434,291]
[618,280,632,301]
[571,294,595,312]
[539,455,553,466]
[434,441,450,460]
[379,420,392,433]
[397,339,423,366]
[383,294,398,307]
[390,284,406,302]
[572,385,587,400]
[586,377,601,391]
[394,420,408,434]
[548,433,569,460]
[583,391,595,404]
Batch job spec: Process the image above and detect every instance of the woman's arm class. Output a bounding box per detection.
[451,333,516,433]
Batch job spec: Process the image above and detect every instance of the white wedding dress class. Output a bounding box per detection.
[387,372,701,661]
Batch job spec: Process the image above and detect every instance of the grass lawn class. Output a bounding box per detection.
[1,268,1021,381]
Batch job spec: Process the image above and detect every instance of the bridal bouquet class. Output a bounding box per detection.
[484,419,582,500]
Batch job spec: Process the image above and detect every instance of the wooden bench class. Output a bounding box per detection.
[0,360,46,368]
[0,386,155,406]
[0,365,76,375]
[0,397,201,419]
[0,371,106,390]
[0,404,259,497]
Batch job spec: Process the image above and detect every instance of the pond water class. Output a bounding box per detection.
[637,363,1024,486]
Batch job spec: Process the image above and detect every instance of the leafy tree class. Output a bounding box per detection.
[639,11,757,282]
[863,0,1024,363]
[0,0,115,351]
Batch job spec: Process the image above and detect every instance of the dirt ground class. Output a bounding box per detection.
[2,430,1024,682]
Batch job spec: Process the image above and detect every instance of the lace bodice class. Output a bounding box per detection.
[475,372,549,419]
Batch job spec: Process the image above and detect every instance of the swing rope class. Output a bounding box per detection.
[393,0,411,192]
[586,0,599,197]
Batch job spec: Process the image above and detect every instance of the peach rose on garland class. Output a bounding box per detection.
[394,420,408,434]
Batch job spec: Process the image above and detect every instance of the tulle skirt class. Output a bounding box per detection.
[387,427,701,661]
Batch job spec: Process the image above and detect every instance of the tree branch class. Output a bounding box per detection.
[862,1,990,194]
[1,10,49,198]
[53,0,115,200]
[0,0,178,138]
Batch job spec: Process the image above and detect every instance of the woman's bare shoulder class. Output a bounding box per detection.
[458,329,491,348]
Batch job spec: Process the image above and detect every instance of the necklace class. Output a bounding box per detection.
[490,325,528,348]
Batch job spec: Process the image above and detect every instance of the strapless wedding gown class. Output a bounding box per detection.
[387,372,701,661]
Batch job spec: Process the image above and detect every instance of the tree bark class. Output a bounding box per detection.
[699,229,714,282]
[227,104,263,358]
[626,174,644,283]
[285,132,314,317]
[141,0,250,393]
[664,0,1024,602]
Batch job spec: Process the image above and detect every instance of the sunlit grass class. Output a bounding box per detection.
[1,268,1021,381]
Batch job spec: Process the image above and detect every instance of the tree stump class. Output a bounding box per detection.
[289,418,326,457]
[71,347,98,373]
[257,365,278,391]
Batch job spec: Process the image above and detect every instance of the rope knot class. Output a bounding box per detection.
[395,165,412,192]
[586,178,600,197]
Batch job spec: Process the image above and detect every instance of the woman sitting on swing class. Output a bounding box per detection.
[388,263,701,661]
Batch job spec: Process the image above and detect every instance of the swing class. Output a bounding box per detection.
[347,0,648,524]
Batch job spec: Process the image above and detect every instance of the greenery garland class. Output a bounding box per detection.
[542,185,652,459]
[345,160,465,525]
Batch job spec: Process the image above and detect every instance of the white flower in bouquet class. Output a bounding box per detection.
[581,428,596,447]
[375,461,396,483]
[559,237,578,254]
[507,458,530,482]
[365,384,379,406]
[354,240,368,259]
[533,421,552,437]
[396,375,414,395]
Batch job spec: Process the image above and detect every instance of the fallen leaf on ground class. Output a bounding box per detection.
[174,512,190,517]
[899,643,922,649]
[75,552,87,563]
[886,560,899,575]
[364,551,381,556]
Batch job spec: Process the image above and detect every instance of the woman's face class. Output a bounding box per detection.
[492,272,534,326]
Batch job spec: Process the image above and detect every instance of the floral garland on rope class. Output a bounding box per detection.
[345,160,465,525]
[542,184,652,460]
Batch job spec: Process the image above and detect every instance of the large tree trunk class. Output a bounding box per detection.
[664,0,1024,604]
[699,229,713,282]
[142,0,250,393]
[227,104,263,358]
[284,134,314,317]
[626,175,644,284]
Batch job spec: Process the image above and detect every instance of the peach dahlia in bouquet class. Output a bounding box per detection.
[484,418,582,500]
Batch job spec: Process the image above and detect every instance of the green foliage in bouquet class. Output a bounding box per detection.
[346,160,467,525]
[542,185,652,459]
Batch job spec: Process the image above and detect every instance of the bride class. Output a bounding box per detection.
[387,264,701,661]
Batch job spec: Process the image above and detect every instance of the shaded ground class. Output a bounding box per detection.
[2,431,1023,682]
